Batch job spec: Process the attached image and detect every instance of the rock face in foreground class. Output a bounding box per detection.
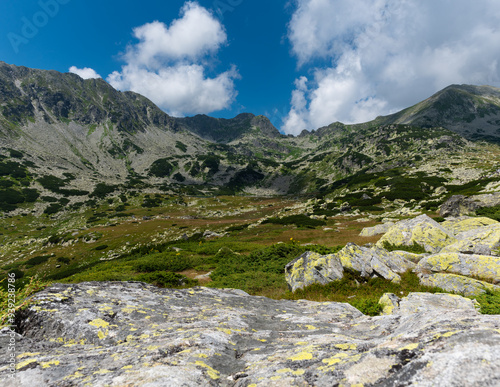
[1,282,500,386]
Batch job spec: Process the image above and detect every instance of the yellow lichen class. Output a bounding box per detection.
[288,351,313,361]
[335,343,357,350]
[16,359,38,370]
[88,318,109,328]
[17,352,40,359]
[195,361,220,380]
[93,369,111,375]
[40,360,60,368]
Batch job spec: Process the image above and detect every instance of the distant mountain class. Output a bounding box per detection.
[372,84,500,143]
[176,113,281,143]
[0,61,499,217]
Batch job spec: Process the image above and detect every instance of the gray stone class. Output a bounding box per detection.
[285,251,344,292]
[359,222,394,237]
[419,273,500,297]
[376,214,457,253]
[440,193,500,217]
[1,283,499,386]
[415,252,500,285]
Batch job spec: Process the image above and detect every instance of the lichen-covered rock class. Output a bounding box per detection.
[359,222,394,237]
[390,250,428,264]
[285,251,343,292]
[336,243,415,284]
[455,223,500,251]
[396,292,480,314]
[285,245,415,291]
[441,216,499,234]
[415,253,500,284]
[419,273,500,296]
[379,293,401,315]
[1,282,499,386]
[376,214,457,253]
[440,239,492,256]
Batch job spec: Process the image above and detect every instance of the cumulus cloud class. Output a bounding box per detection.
[69,66,101,79]
[283,0,500,134]
[108,1,238,116]
[108,64,238,117]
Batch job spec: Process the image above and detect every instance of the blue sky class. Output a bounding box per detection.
[1,0,500,134]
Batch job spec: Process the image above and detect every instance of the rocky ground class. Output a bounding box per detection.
[1,282,499,386]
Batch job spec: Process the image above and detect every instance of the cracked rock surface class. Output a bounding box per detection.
[1,282,499,386]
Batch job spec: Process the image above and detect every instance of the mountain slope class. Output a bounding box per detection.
[0,62,499,218]
[372,84,500,143]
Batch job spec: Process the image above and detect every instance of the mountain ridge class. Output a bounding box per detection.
[1,62,500,218]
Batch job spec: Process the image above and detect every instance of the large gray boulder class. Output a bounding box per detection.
[415,253,500,285]
[1,282,499,386]
[376,214,457,253]
[286,244,416,291]
[419,273,500,296]
[455,223,500,251]
[440,193,500,217]
[285,251,344,292]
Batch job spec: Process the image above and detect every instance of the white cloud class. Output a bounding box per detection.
[127,2,227,68]
[69,66,101,79]
[108,64,238,117]
[107,1,238,116]
[283,0,500,134]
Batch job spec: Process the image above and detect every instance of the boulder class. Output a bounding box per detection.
[455,223,500,251]
[396,292,480,315]
[2,283,499,386]
[359,222,394,237]
[415,253,500,285]
[440,193,500,217]
[286,244,415,291]
[441,216,498,234]
[285,251,344,292]
[336,243,415,283]
[440,195,479,217]
[376,214,457,253]
[419,273,500,296]
[439,239,492,256]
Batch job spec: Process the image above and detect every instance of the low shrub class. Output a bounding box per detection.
[262,214,326,229]
[473,289,500,314]
[24,255,51,268]
[476,205,500,221]
[137,271,196,288]
[381,241,427,254]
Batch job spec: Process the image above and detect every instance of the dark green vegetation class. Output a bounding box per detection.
[473,289,500,314]
[262,214,326,229]
[476,205,500,221]
[381,242,427,254]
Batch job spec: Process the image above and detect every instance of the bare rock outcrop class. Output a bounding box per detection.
[1,282,499,386]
